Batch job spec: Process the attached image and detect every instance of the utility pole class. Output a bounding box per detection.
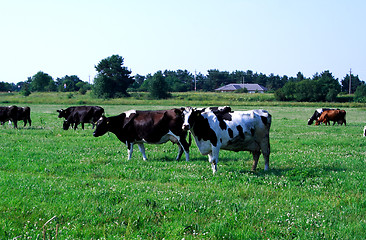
[349,68,352,94]
[194,70,197,91]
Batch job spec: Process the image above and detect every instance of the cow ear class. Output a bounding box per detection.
[174,108,182,116]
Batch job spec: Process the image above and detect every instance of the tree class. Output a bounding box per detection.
[354,84,366,102]
[340,74,363,93]
[164,69,192,92]
[0,82,12,92]
[30,71,55,92]
[316,71,341,102]
[275,70,341,102]
[149,71,171,99]
[93,55,134,98]
[56,75,83,92]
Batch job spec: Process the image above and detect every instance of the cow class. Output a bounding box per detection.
[0,105,31,128]
[315,109,346,126]
[182,106,271,174]
[308,108,339,125]
[0,106,10,125]
[363,126,366,137]
[57,106,104,130]
[93,109,191,162]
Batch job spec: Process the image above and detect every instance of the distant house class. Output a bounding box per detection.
[215,83,267,93]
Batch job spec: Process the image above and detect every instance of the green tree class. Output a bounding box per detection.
[354,84,366,102]
[93,55,134,98]
[164,70,192,92]
[56,75,83,92]
[0,82,12,91]
[149,71,171,99]
[30,71,55,92]
[205,70,230,91]
[340,74,363,93]
[316,71,341,102]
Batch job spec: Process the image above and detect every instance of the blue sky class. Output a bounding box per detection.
[1,0,365,84]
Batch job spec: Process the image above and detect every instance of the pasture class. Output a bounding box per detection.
[0,103,365,239]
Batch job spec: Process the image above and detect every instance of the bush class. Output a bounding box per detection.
[149,71,171,99]
[354,84,366,102]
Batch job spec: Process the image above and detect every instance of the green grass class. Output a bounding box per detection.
[0,103,365,239]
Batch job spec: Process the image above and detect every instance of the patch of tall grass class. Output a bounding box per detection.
[1,91,365,108]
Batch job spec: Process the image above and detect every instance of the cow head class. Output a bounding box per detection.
[57,109,66,118]
[93,116,109,137]
[182,107,202,130]
[63,120,71,130]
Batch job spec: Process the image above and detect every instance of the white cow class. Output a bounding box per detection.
[182,106,271,174]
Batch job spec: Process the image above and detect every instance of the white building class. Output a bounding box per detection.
[215,83,267,93]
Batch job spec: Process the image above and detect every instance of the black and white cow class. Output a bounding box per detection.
[93,109,191,161]
[182,106,271,173]
[308,108,338,125]
[0,105,31,128]
[57,106,104,130]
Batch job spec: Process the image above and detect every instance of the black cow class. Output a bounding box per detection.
[57,106,104,130]
[0,105,31,128]
[93,109,191,161]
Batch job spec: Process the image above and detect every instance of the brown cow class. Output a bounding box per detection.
[315,110,346,126]
[93,109,191,161]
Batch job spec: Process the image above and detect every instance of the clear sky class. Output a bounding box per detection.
[1,0,365,84]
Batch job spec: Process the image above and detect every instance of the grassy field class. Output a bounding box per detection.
[0,98,365,239]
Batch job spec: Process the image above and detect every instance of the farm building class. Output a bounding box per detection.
[215,83,267,93]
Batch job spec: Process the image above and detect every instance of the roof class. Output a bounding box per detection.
[215,83,267,92]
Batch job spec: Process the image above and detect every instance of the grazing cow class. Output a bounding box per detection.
[57,106,104,130]
[93,109,191,161]
[0,106,10,125]
[308,108,339,125]
[0,105,31,128]
[363,126,366,137]
[315,109,346,126]
[182,106,271,174]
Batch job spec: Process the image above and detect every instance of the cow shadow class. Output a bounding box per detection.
[232,165,348,178]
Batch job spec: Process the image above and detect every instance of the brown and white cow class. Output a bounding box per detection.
[57,106,104,130]
[0,105,31,128]
[315,109,346,126]
[308,108,339,125]
[93,109,191,161]
[182,106,271,174]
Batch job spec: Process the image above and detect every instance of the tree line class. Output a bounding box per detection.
[1,54,365,102]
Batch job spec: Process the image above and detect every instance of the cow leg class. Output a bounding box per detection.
[177,138,190,161]
[13,120,18,128]
[81,122,85,130]
[251,151,261,171]
[28,117,32,127]
[137,143,147,161]
[261,139,270,171]
[176,144,184,161]
[208,153,217,174]
[208,147,220,174]
[127,142,134,160]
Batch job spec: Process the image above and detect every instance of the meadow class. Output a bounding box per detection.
[0,93,365,239]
